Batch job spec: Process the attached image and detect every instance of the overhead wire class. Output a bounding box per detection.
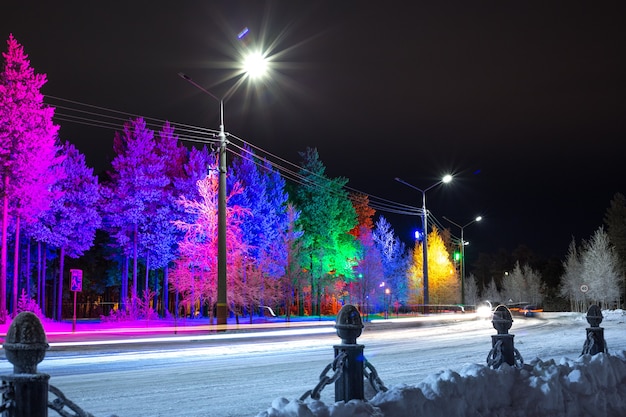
[45,94,424,217]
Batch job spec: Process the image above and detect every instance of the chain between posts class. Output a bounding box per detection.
[300,353,389,401]
[486,339,524,369]
[48,384,97,417]
[363,359,388,393]
[0,380,13,413]
[300,351,348,401]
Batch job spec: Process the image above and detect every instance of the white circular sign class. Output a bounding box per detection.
[580,284,589,293]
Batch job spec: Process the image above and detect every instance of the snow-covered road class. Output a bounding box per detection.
[2,313,623,417]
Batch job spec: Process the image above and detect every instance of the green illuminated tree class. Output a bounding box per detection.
[291,148,358,316]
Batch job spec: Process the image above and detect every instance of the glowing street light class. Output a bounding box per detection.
[178,51,268,327]
[395,175,453,313]
[443,215,482,306]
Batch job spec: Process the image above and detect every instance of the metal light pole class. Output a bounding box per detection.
[443,215,482,306]
[178,52,267,327]
[395,175,452,313]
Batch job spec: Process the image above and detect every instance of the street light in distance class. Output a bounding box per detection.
[395,174,453,314]
[443,215,483,306]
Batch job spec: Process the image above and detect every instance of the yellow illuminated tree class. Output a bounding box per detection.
[407,227,460,306]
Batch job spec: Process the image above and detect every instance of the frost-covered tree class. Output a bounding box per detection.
[353,226,384,313]
[581,227,621,309]
[373,216,408,305]
[482,278,501,305]
[464,273,480,307]
[501,261,542,307]
[0,35,61,317]
[559,237,585,312]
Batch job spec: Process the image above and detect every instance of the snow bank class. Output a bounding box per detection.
[256,351,626,417]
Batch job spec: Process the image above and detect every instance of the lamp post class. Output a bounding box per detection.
[178,52,267,327]
[395,175,452,313]
[443,215,482,306]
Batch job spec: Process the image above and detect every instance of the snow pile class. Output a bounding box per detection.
[257,310,626,417]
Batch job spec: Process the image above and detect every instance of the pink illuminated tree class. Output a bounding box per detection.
[0,35,61,318]
[172,171,249,321]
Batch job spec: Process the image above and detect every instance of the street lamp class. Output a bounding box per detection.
[178,52,268,327]
[443,215,482,306]
[395,175,453,313]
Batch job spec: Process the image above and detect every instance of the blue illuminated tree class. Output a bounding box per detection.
[229,146,290,318]
[102,118,168,310]
[373,216,409,305]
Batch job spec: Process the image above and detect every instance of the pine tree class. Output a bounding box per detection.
[0,35,61,317]
[290,147,358,316]
[603,192,626,304]
[559,238,585,312]
[102,118,168,310]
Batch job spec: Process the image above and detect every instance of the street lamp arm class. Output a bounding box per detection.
[178,72,221,103]
[394,177,424,194]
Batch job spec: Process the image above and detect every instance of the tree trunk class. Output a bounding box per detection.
[132,224,138,309]
[37,242,42,306]
[57,246,65,321]
[42,243,47,317]
[12,215,21,316]
[163,265,169,316]
[1,175,9,318]
[121,255,129,311]
[26,238,31,298]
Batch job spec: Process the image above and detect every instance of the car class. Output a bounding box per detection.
[520,305,543,317]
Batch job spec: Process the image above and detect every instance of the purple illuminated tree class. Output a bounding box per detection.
[0,35,61,318]
[102,117,168,310]
[353,225,384,313]
[35,142,101,320]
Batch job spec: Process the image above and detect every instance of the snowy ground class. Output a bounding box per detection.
[1,309,625,417]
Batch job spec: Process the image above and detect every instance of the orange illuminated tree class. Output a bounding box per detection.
[407,226,459,306]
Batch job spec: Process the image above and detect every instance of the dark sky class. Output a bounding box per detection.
[3,1,625,264]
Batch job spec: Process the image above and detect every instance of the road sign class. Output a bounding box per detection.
[580,284,589,293]
[70,269,83,292]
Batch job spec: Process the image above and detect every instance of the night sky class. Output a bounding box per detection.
[3,1,625,266]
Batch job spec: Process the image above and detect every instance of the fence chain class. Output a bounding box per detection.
[363,359,388,394]
[486,339,524,369]
[300,351,348,401]
[0,381,13,415]
[48,384,96,417]
[581,331,608,355]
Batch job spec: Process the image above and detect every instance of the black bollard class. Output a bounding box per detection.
[582,304,607,355]
[490,305,515,367]
[1,312,50,417]
[334,305,365,402]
